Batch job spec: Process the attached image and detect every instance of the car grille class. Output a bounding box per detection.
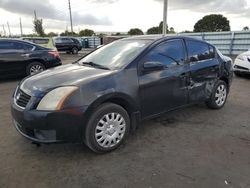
[15,89,31,108]
[234,65,249,71]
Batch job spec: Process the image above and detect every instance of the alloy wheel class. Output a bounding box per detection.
[215,84,227,106]
[30,65,44,75]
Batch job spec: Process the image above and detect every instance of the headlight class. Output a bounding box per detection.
[37,86,78,111]
[236,54,245,61]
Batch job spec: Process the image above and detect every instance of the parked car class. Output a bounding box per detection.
[11,36,233,153]
[0,39,61,78]
[53,37,82,54]
[21,37,55,49]
[233,50,250,76]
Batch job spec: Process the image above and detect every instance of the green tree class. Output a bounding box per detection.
[47,32,58,37]
[159,21,169,33]
[147,22,169,34]
[33,18,45,37]
[60,31,78,36]
[147,27,160,34]
[243,26,249,31]
[194,14,230,32]
[128,28,144,35]
[79,29,95,36]
[169,27,175,34]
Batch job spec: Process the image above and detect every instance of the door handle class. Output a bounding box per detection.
[210,66,218,72]
[21,54,30,57]
[179,72,188,79]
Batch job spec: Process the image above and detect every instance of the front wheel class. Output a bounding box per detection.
[71,47,78,54]
[85,103,130,153]
[206,80,228,109]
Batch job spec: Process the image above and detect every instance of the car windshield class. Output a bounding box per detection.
[78,39,151,70]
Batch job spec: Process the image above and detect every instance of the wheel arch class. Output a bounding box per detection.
[220,76,229,89]
[81,93,140,139]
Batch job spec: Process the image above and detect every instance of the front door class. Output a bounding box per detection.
[139,39,190,118]
[0,41,28,77]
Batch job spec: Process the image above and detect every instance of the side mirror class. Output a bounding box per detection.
[143,61,165,72]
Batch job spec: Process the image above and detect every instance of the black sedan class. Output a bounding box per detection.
[0,39,62,78]
[11,36,233,153]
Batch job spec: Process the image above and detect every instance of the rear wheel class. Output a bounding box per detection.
[85,103,130,153]
[26,62,45,76]
[206,80,228,109]
[71,47,78,54]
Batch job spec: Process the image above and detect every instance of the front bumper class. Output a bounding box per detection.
[233,58,250,74]
[11,101,87,143]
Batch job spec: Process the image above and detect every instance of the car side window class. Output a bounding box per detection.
[54,38,62,43]
[23,43,34,51]
[61,38,73,43]
[209,45,215,58]
[186,40,211,62]
[0,41,14,50]
[12,42,25,51]
[143,39,185,67]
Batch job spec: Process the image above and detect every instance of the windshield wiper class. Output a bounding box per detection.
[80,62,110,70]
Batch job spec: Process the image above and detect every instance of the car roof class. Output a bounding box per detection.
[0,38,36,45]
[122,35,211,45]
[0,38,53,50]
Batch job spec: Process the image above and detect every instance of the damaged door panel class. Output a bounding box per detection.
[185,39,220,103]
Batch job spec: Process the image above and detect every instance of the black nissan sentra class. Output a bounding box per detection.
[11,36,233,153]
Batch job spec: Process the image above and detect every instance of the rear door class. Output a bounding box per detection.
[54,38,65,51]
[185,39,219,103]
[61,38,74,51]
[0,41,33,77]
[139,39,190,118]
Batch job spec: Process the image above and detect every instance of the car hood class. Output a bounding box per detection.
[20,63,114,96]
[241,51,250,56]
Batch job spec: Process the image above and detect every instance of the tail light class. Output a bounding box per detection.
[48,51,60,58]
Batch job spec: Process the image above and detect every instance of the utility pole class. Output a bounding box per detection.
[2,24,6,37]
[20,17,23,36]
[68,0,73,35]
[7,22,11,37]
[34,10,37,20]
[162,0,168,35]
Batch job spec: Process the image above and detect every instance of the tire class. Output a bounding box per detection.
[85,103,130,153]
[26,62,45,76]
[71,47,78,54]
[206,80,228,109]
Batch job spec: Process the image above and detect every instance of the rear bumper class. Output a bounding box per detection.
[45,59,62,69]
[11,101,87,143]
